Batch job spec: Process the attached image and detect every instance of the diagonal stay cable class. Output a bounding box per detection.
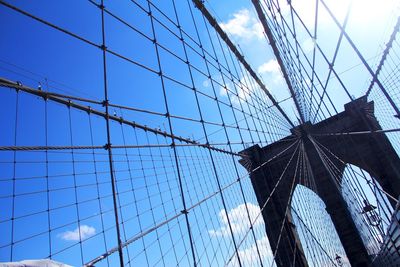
[366,16,400,96]
[85,138,300,266]
[251,0,305,124]
[313,1,352,122]
[191,0,295,128]
[319,0,400,118]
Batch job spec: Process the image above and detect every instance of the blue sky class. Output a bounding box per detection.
[0,0,399,266]
[0,1,287,265]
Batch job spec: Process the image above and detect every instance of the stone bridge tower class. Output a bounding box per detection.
[240,96,400,267]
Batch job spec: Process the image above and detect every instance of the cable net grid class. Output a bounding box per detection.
[0,0,294,265]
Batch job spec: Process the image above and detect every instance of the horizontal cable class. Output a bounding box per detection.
[0,77,244,157]
[0,141,262,152]
[0,76,284,139]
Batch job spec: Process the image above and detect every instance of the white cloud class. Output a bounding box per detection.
[258,59,284,85]
[302,38,317,54]
[219,85,228,97]
[209,202,263,237]
[217,78,255,107]
[258,59,281,75]
[219,83,241,106]
[59,225,96,241]
[220,9,263,41]
[228,236,274,267]
[1,260,72,267]
[209,202,277,266]
[230,95,240,106]
[210,77,244,106]
[202,79,210,88]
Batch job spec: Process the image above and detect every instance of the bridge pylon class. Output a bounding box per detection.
[240,96,400,267]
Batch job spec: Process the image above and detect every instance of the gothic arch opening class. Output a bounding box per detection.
[341,164,394,256]
[291,184,350,267]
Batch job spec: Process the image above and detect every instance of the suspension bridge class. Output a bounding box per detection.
[0,0,399,266]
